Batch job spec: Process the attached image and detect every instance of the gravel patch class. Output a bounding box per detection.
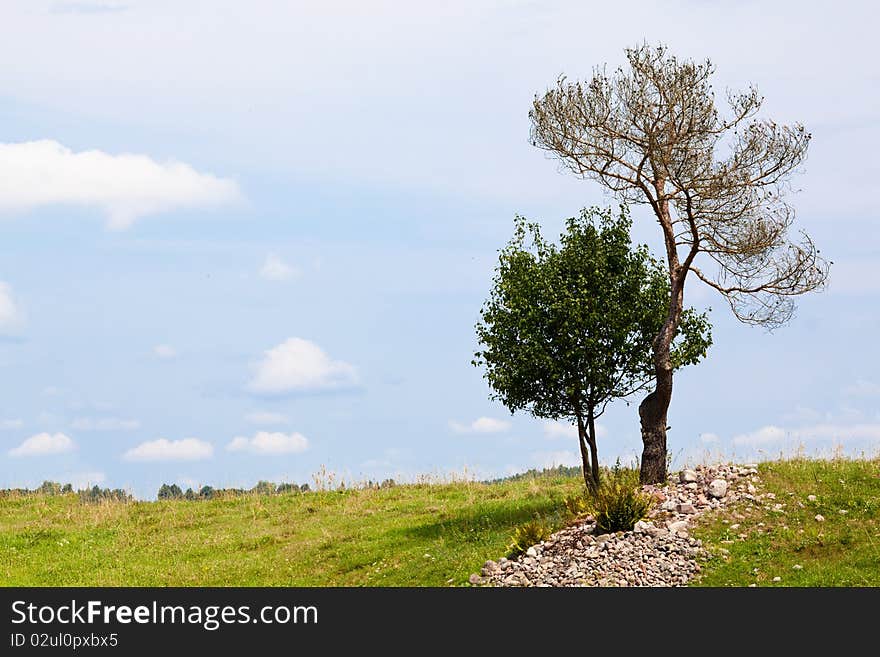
[472,463,762,587]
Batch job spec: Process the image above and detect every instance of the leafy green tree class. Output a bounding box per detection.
[473,206,711,490]
[157,483,183,500]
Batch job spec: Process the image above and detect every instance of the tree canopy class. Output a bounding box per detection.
[529,43,828,482]
[474,206,711,489]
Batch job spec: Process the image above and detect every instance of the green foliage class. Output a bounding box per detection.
[588,463,654,533]
[483,464,582,485]
[251,481,277,496]
[562,492,591,518]
[508,517,552,558]
[473,206,712,488]
[157,484,183,500]
[474,206,710,422]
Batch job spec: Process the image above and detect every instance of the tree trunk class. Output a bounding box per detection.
[639,362,672,484]
[586,408,600,488]
[575,411,597,492]
[639,187,685,485]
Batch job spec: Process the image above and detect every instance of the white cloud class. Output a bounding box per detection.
[0,419,24,430]
[533,450,581,469]
[0,140,240,230]
[226,431,309,455]
[0,282,25,334]
[259,253,299,282]
[245,411,288,425]
[733,423,880,446]
[9,432,75,457]
[449,417,511,434]
[542,420,607,440]
[843,379,880,398]
[153,344,177,359]
[71,417,140,431]
[247,337,358,394]
[699,432,720,444]
[123,437,213,462]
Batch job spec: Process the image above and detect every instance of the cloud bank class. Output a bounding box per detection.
[449,417,511,434]
[0,282,25,335]
[259,254,298,282]
[226,431,309,455]
[123,437,213,462]
[0,140,240,230]
[9,432,75,457]
[248,337,358,394]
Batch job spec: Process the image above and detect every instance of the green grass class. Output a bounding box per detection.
[0,475,581,586]
[3,458,878,586]
[691,457,880,587]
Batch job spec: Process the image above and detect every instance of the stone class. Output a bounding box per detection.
[807,495,817,502]
[793,564,803,570]
[525,546,538,557]
[468,573,484,585]
[633,520,653,534]
[707,479,728,498]
[481,560,500,576]
[668,520,689,534]
[679,469,699,483]
[815,514,825,522]
[772,576,781,582]
[475,460,754,589]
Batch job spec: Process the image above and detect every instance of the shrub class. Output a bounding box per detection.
[508,517,552,558]
[563,492,591,518]
[588,464,654,533]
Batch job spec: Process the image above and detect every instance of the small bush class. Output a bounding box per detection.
[588,464,653,533]
[508,518,551,558]
[563,492,591,518]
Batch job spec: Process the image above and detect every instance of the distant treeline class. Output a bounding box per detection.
[157,478,397,500]
[481,464,582,485]
[0,480,132,502]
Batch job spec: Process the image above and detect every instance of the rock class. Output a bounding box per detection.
[468,573,485,585]
[708,479,728,498]
[807,495,817,502]
[772,576,781,582]
[475,460,755,588]
[481,560,500,576]
[679,469,699,483]
[793,564,803,570]
[815,514,825,522]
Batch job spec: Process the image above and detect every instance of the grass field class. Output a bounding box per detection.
[691,457,880,586]
[2,458,878,586]
[0,474,581,586]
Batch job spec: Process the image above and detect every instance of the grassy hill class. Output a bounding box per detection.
[1,457,878,586]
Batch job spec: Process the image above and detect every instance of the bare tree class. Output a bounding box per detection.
[529,43,829,484]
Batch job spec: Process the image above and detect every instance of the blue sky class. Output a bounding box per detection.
[1,1,878,498]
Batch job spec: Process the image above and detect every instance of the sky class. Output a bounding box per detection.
[1,1,878,499]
